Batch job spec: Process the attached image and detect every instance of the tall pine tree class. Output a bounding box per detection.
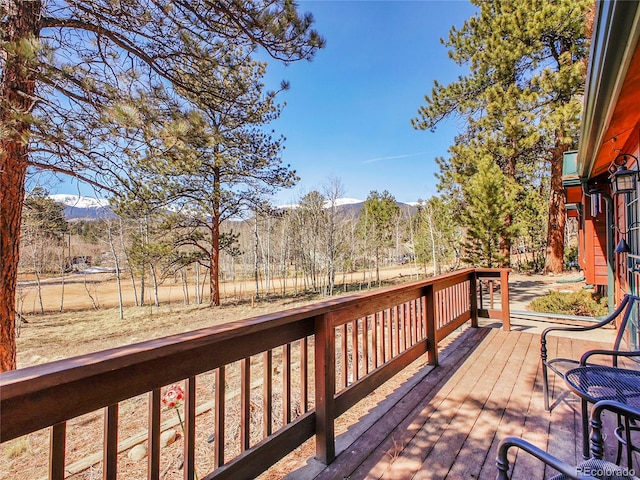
[460,157,515,267]
[413,0,591,273]
[0,0,323,371]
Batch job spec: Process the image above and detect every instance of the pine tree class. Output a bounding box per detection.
[0,0,323,370]
[460,158,515,267]
[413,0,591,273]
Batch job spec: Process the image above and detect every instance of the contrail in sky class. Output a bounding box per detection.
[361,151,430,164]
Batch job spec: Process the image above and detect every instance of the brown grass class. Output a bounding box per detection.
[4,265,432,479]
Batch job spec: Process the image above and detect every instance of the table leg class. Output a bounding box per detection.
[582,398,590,459]
[625,416,633,469]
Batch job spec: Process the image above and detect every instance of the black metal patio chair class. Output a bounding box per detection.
[541,293,640,413]
[496,400,640,480]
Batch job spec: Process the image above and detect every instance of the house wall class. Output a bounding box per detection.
[583,194,608,286]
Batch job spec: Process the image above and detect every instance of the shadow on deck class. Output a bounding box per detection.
[276,324,621,480]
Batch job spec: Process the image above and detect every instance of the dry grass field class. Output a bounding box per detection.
[3,265,430,479]
[14,265,419,367]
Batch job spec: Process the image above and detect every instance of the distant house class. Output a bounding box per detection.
[562,0,640,307]
[66,255,93,272]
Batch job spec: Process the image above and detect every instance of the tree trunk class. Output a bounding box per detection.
[195,262,201,305]
[210,166,221,306]
[0,0,42,371]
[545,139,568,274]
[499,153,516,267]
[150,263,160,307]
[108,226,124,320]
[210,220,221,306]
[254,213,260,298]
[30,241,44,314]
[59,243,66,313]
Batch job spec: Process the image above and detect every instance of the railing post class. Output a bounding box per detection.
[314,313,336,464]
[424,285,438,366]
[104,404,118,480]
[49,422,66,480]
[149,389,161,480]
[470,273,478,328]
[501,269,511,331]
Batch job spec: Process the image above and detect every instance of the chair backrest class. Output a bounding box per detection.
[612,294,640,367]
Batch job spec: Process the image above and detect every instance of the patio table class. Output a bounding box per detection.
[565,365,640,466]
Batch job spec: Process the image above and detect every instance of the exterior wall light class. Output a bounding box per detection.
[610,153,640,194]
[615,238,631,253]
[613,221,640,255]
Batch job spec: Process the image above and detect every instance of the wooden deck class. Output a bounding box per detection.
[280,324,622,480]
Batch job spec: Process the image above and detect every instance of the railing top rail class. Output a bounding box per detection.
[474,268,511,276]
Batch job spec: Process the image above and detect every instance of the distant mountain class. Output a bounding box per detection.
[49,194,418,221]
[49,194,114,220]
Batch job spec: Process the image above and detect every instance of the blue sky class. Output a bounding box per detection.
[52,0,477,205]
[266,0,477,204]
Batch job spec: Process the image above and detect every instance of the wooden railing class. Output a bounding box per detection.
[0,268,510,480]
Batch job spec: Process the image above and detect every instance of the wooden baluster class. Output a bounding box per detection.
[263,351,272,438]
[184,377,196,480]
[387,308,393,360]
[372,313,378,369]
[340,324,347,390]
[352,319,359,382]
[380,310,386,365]
[283,343,291,424]
[301,337,308,413]
[148,389,161,480]
[393,305,399,357]
[419,298,424,340]
[50,422,66,480]
[405,303,410,350]
[240,357,251,452]
[424,285,438,366]
[215,367,225,468]
[104,404,118,480]
[445,288,456,328]
[387,308,392,359]
[241,359,250,451]
[409,300,415,346]
[363,316,369,375]
[314,312,336,464]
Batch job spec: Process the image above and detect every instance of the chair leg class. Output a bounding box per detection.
[582,398,590,459]
[625,416,633,469]
[542,362,550,412]
[541,342,551,412]
[616,413,624,466]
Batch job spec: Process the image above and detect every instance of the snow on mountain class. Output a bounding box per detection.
[325,197,363,207]
[47,194,417,220]
[49,194,113,220]
[50,194,110,209]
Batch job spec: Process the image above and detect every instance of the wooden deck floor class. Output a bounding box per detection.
[281,324,626,480]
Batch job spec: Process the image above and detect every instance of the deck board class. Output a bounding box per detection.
[281,324,624,480]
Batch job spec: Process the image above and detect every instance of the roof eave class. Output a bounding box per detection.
[577,0,640,179]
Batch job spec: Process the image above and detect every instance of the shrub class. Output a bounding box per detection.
[529,290,608,317]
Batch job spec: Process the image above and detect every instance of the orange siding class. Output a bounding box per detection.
[583,195,608,286]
